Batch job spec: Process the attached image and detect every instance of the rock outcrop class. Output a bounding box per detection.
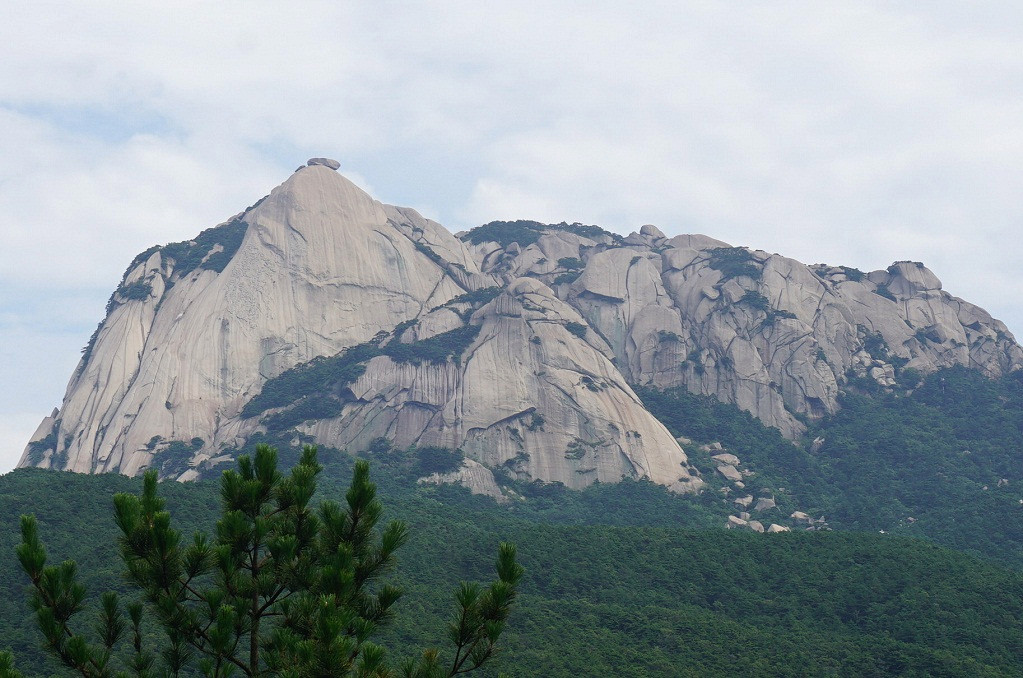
[302,278,700,490]
[21,166,486,476]
[417,459,506,502]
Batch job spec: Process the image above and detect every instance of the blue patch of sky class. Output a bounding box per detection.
[343,152,486,230]
[0,286,108,336]
[249,138,307,174]
[4,102,176,143]
[249,139,488,230]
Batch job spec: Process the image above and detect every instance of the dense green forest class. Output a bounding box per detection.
[639,365,1023,567]
[4,455,1023,677]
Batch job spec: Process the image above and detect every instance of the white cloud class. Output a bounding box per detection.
[2,1,1023,471]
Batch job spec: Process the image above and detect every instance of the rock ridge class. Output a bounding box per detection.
[463,222,1022,437]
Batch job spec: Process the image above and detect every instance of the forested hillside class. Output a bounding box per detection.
[640,366,1023,568]
[4,459,1023,677]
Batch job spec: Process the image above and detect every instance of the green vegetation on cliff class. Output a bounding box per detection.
[241,325,482,422]
[460,220,622,248]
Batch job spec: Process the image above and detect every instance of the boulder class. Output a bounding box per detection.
[640,224,666,239]
[712,452,741,466]
[717,464,743,482]
[306,157,341,170]
[767,524,790,533]
[753,497,777,512]
[734,494,754,508]
[747,520,765,533]
[886,261,942,296]
[418,459,506,502]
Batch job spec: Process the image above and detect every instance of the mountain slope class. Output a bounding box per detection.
[24,164,481,476]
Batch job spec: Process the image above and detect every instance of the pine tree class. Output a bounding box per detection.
[7,445,522,677]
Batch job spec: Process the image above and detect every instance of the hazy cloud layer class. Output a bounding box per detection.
[3,2,1022,471]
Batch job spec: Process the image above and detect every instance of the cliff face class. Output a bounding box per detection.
[22,162,1022,493]
[303,277,698,491]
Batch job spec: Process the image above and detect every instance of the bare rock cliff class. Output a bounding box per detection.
[300,278,699,491]
[22,164,485,476]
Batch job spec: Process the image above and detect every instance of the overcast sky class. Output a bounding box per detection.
[2,2,1022,473]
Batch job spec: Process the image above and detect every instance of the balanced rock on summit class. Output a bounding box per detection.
[306,157,340,170]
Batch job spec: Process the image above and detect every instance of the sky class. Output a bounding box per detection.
[2,2,1022,473]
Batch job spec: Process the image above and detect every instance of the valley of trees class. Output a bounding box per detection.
[2,446,522,678]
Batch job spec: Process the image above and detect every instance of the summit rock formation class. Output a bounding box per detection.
[22,160,1023,495]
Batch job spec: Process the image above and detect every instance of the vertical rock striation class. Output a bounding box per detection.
[21,164,701,492]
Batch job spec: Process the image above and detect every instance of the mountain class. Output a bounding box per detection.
[21,159,1022,496]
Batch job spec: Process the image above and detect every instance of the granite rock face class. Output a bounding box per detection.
[22,166,483,477]
[303,277,700,491]
[20,167,700,494]
[22,167,1022,490]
